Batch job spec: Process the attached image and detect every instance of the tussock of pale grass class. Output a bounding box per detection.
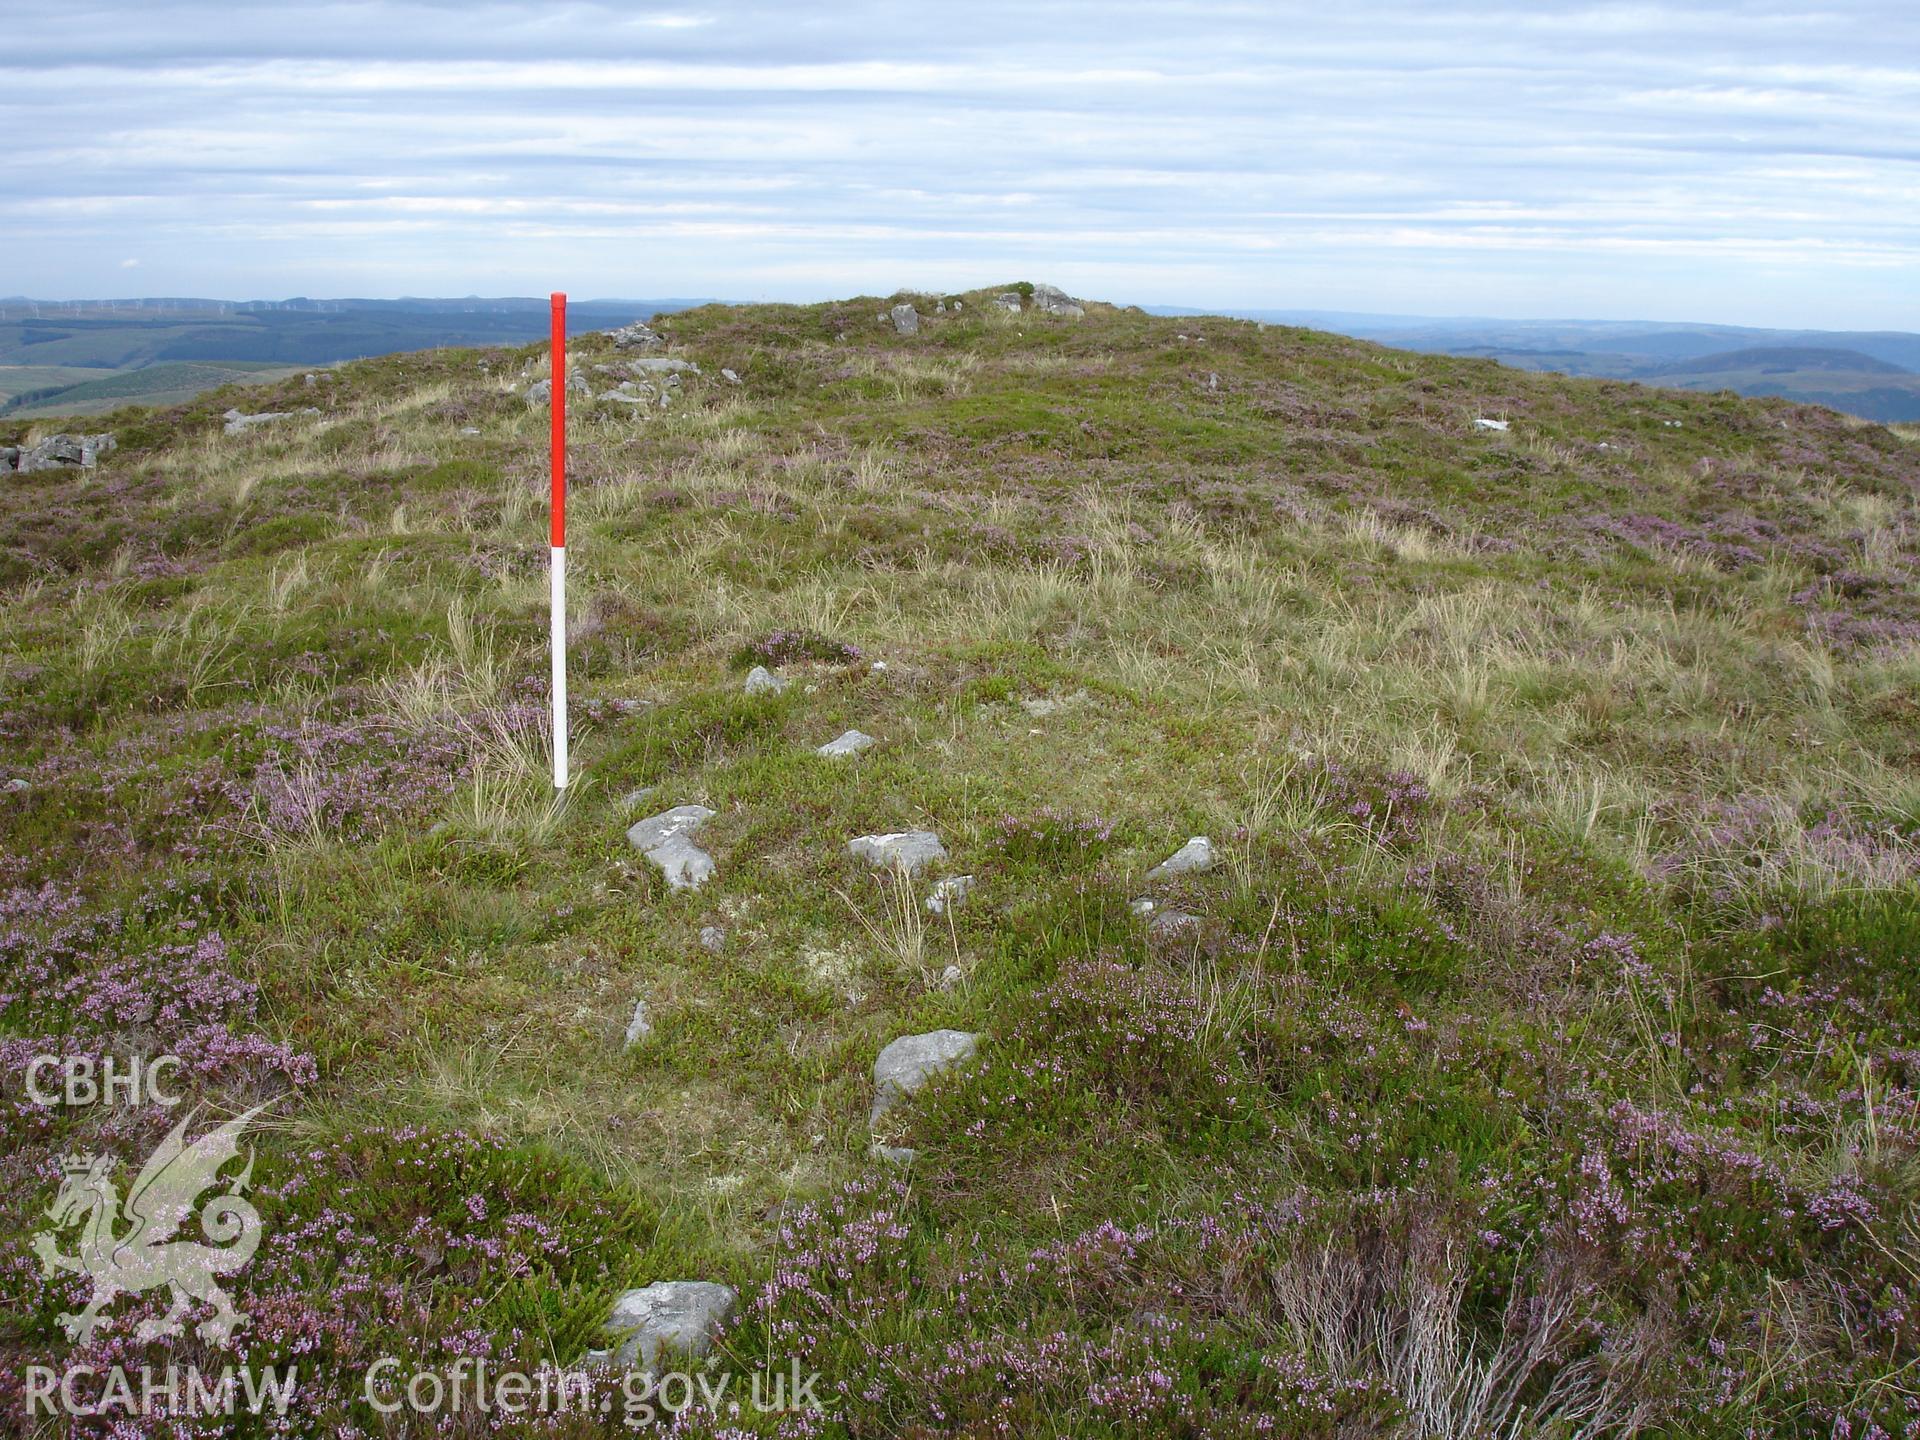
[1265,1221,1668,1438]
[377,597,508,727]
[849,445,898,495]
[838,867,929,981]
[451,703,572,843]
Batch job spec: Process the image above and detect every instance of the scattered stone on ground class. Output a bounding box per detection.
[608,321,664,350]
[3,778,28,793]
[871,1142,918,1165]
[890,303,919,336]
[1147,835,1214,879]
[939,964,964,989]
[626,805,717,889]
[1029,283,1086,317]
[848,830,948,876]
[871,1029,981,1126]
[8,432,116,473]
[628,357,699,375]
[605,1282,738,1371]
[699,925,726,954]
[743,665,787,695]
[817,729,876,758]
[1149,909,1201,940]
[458,426,481,436]
[1019,697,1060,718]
[525,376,593,406]
[994,292,1022,312]
[624,998,652,1047]
[925,874,974,914]
[935,301,946,314]
[620,786,656,814]
[720,368,741,384]
[223,409,295,435]
[1206,372,1220,392]
[1129,897,1157,916]
[1474,417,1511,432]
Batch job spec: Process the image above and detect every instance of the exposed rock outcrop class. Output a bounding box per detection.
[848,830,947,876]
[627,805,717,889]
[8,432,116,473]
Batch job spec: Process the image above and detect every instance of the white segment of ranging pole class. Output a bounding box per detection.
[549,292,569,790]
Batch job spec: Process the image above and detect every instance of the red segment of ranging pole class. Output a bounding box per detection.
[549,292,569,790]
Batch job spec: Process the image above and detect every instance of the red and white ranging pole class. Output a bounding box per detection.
[549,292,569,791]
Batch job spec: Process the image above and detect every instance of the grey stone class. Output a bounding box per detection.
[720,368,742,385]
[3,778,28,793]
[1029,283,1085,318]
[994,293,1022,312]
[606,1281,738,1372]
[17,432,116,472]
[1,446,18,472]
[608,321,664,350]
[222,409,292,435]
[1149,910,1201,940]
[1474,417,1510,432]
[890,303,919,336]
[624,998,652,1047]
[620,786,657,814]
[935,301,946,314]
[925,874,973,914]
[1146,835,1214,879]
[938,963,964,988]
[1128,897,1157,916]
[871,1143,918,1165]
[871,1029,980,1126]
[627,805,717,890]
[458,426,481,436]
[817,729,876,758]
[743,665,787,696]
[602,390,650,406]
[699,925,726,954]
[524,375,591,406]
[848,830,947,876]
[627,357,699,375]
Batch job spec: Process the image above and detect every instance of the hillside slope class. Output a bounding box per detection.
[1253,313,1920,422]
[2,290,1917,1436]
[0,298,707,417]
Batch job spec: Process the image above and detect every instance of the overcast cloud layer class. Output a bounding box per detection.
[4,1,1918,326]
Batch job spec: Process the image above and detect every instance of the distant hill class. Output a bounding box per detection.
[4,361,307,418]
[0,296,714,414]
[1182,309,1920,422]
[1649,346,1911,377]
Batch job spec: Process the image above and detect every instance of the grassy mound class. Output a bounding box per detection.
[1,288,1916,1435]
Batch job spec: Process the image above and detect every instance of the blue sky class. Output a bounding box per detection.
[4,1,1918,327]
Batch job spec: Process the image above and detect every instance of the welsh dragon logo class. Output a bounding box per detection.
[33,1101,274,1345]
